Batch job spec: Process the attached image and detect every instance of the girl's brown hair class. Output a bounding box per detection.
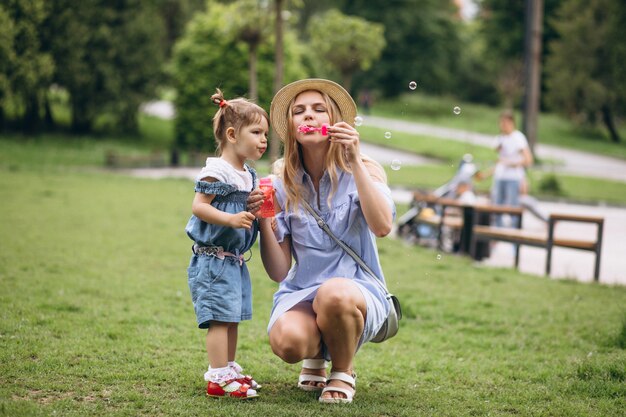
[210,89,269,155]
[278,90,386,213]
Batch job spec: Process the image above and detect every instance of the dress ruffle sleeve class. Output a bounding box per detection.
[194,180,237,196]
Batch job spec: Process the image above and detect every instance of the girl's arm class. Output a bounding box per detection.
[192,178,255,229]
[258,218,292,282]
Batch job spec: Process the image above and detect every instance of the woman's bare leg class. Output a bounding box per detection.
[269,301,326,388]
[313,278,366,401]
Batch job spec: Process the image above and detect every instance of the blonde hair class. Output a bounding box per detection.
[210,88,269,155]
[278,90,387,213]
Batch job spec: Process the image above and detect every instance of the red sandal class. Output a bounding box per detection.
[230,361,262,390]
[206,379,258,399]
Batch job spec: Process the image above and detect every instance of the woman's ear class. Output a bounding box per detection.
[226,127,237,144]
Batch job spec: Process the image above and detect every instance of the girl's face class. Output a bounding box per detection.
[291,90,331,145]
[233,117,269,161]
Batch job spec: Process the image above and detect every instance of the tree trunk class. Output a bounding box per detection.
[71,96,93,134]
[44,95,55,129]
[119,105,139,134]
[248,42,258,103]
[601,105,621,143]
[342,72,353,98]
[23,94,41,133]
[270,0,284,164]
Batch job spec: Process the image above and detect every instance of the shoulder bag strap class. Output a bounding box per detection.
[301,199,390,295]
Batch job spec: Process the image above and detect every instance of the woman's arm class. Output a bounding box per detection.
[258,218,292,282]
[327,122,393,237]
[351,159,394,237]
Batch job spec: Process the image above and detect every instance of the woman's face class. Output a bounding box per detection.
[291,90,331,145]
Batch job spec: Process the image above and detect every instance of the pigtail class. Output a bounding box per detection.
[211,89,229,108]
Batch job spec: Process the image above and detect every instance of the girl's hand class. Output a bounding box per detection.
[328,121,361,164]
[229,211,256,229]
[247,189,265,216]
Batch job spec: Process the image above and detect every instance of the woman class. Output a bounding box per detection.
[253,79,395,403]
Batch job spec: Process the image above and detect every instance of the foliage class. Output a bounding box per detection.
[340,0,464,98]
[307,9,385,91]
[45,0,165,134]
[537,173,563,195]
[172,0,306,153]
[0,166,625,416]
[1,0,167,135]
[0,0,54,131]
[545,0,625,142]
[478,0,563,108]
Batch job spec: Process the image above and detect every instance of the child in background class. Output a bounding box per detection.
[185,89,268,399]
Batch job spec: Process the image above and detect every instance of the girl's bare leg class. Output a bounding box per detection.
[227,323,238,362]
[206,321,230,368]
[313,278,366,401]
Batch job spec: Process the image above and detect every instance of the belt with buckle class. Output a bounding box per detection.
[192,245,244,266]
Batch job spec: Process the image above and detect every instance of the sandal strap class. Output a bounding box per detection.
[298,374,327,384]
[302,359,328,369]
[320,386,354,400]
[327,371,356,388]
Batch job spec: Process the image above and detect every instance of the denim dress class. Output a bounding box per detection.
[267,168,396,357]
[185,159,258,328]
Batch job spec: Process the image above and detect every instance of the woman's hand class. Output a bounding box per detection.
[247,188,265,216]
[328,121,361,164]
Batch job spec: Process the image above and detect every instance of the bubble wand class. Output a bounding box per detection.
[297,124,329,136]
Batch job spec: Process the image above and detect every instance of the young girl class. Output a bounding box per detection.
[185,89,268,399]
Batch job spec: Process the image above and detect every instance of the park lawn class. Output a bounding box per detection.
[1,168,625,417]
[370,92,626,161]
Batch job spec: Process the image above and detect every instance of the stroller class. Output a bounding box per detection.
[396,154,484,253]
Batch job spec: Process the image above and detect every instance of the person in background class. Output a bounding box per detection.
[491,110,533,227]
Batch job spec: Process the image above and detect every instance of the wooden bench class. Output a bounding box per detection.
[469,206,604,281]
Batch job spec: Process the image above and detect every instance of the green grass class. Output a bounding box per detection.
[370,93,626,160]
[1,166,625,416]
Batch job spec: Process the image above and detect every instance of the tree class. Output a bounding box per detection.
[44,0,164,133]
[172,0,306,153]
[307,9,385,92]
[545,0,624,142]
[3,0,54,132]
[0,5,16,129]
[478,0,563,107]
[225,0,272,103]
[341,0,463,97]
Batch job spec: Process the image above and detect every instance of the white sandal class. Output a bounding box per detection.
[297,359,328,392]
[318,371,356,404]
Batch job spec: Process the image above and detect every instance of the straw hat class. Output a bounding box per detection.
[270,78,357,142]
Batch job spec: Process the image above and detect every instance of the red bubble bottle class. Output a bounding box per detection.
[258,177,275,218]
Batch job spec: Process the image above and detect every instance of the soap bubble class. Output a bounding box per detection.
[354,116,363,126]
[436,254,442,260]
[453,106,461,115]
[391,159,402,171]
[409,81,417,90]
[384,131,392,139]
